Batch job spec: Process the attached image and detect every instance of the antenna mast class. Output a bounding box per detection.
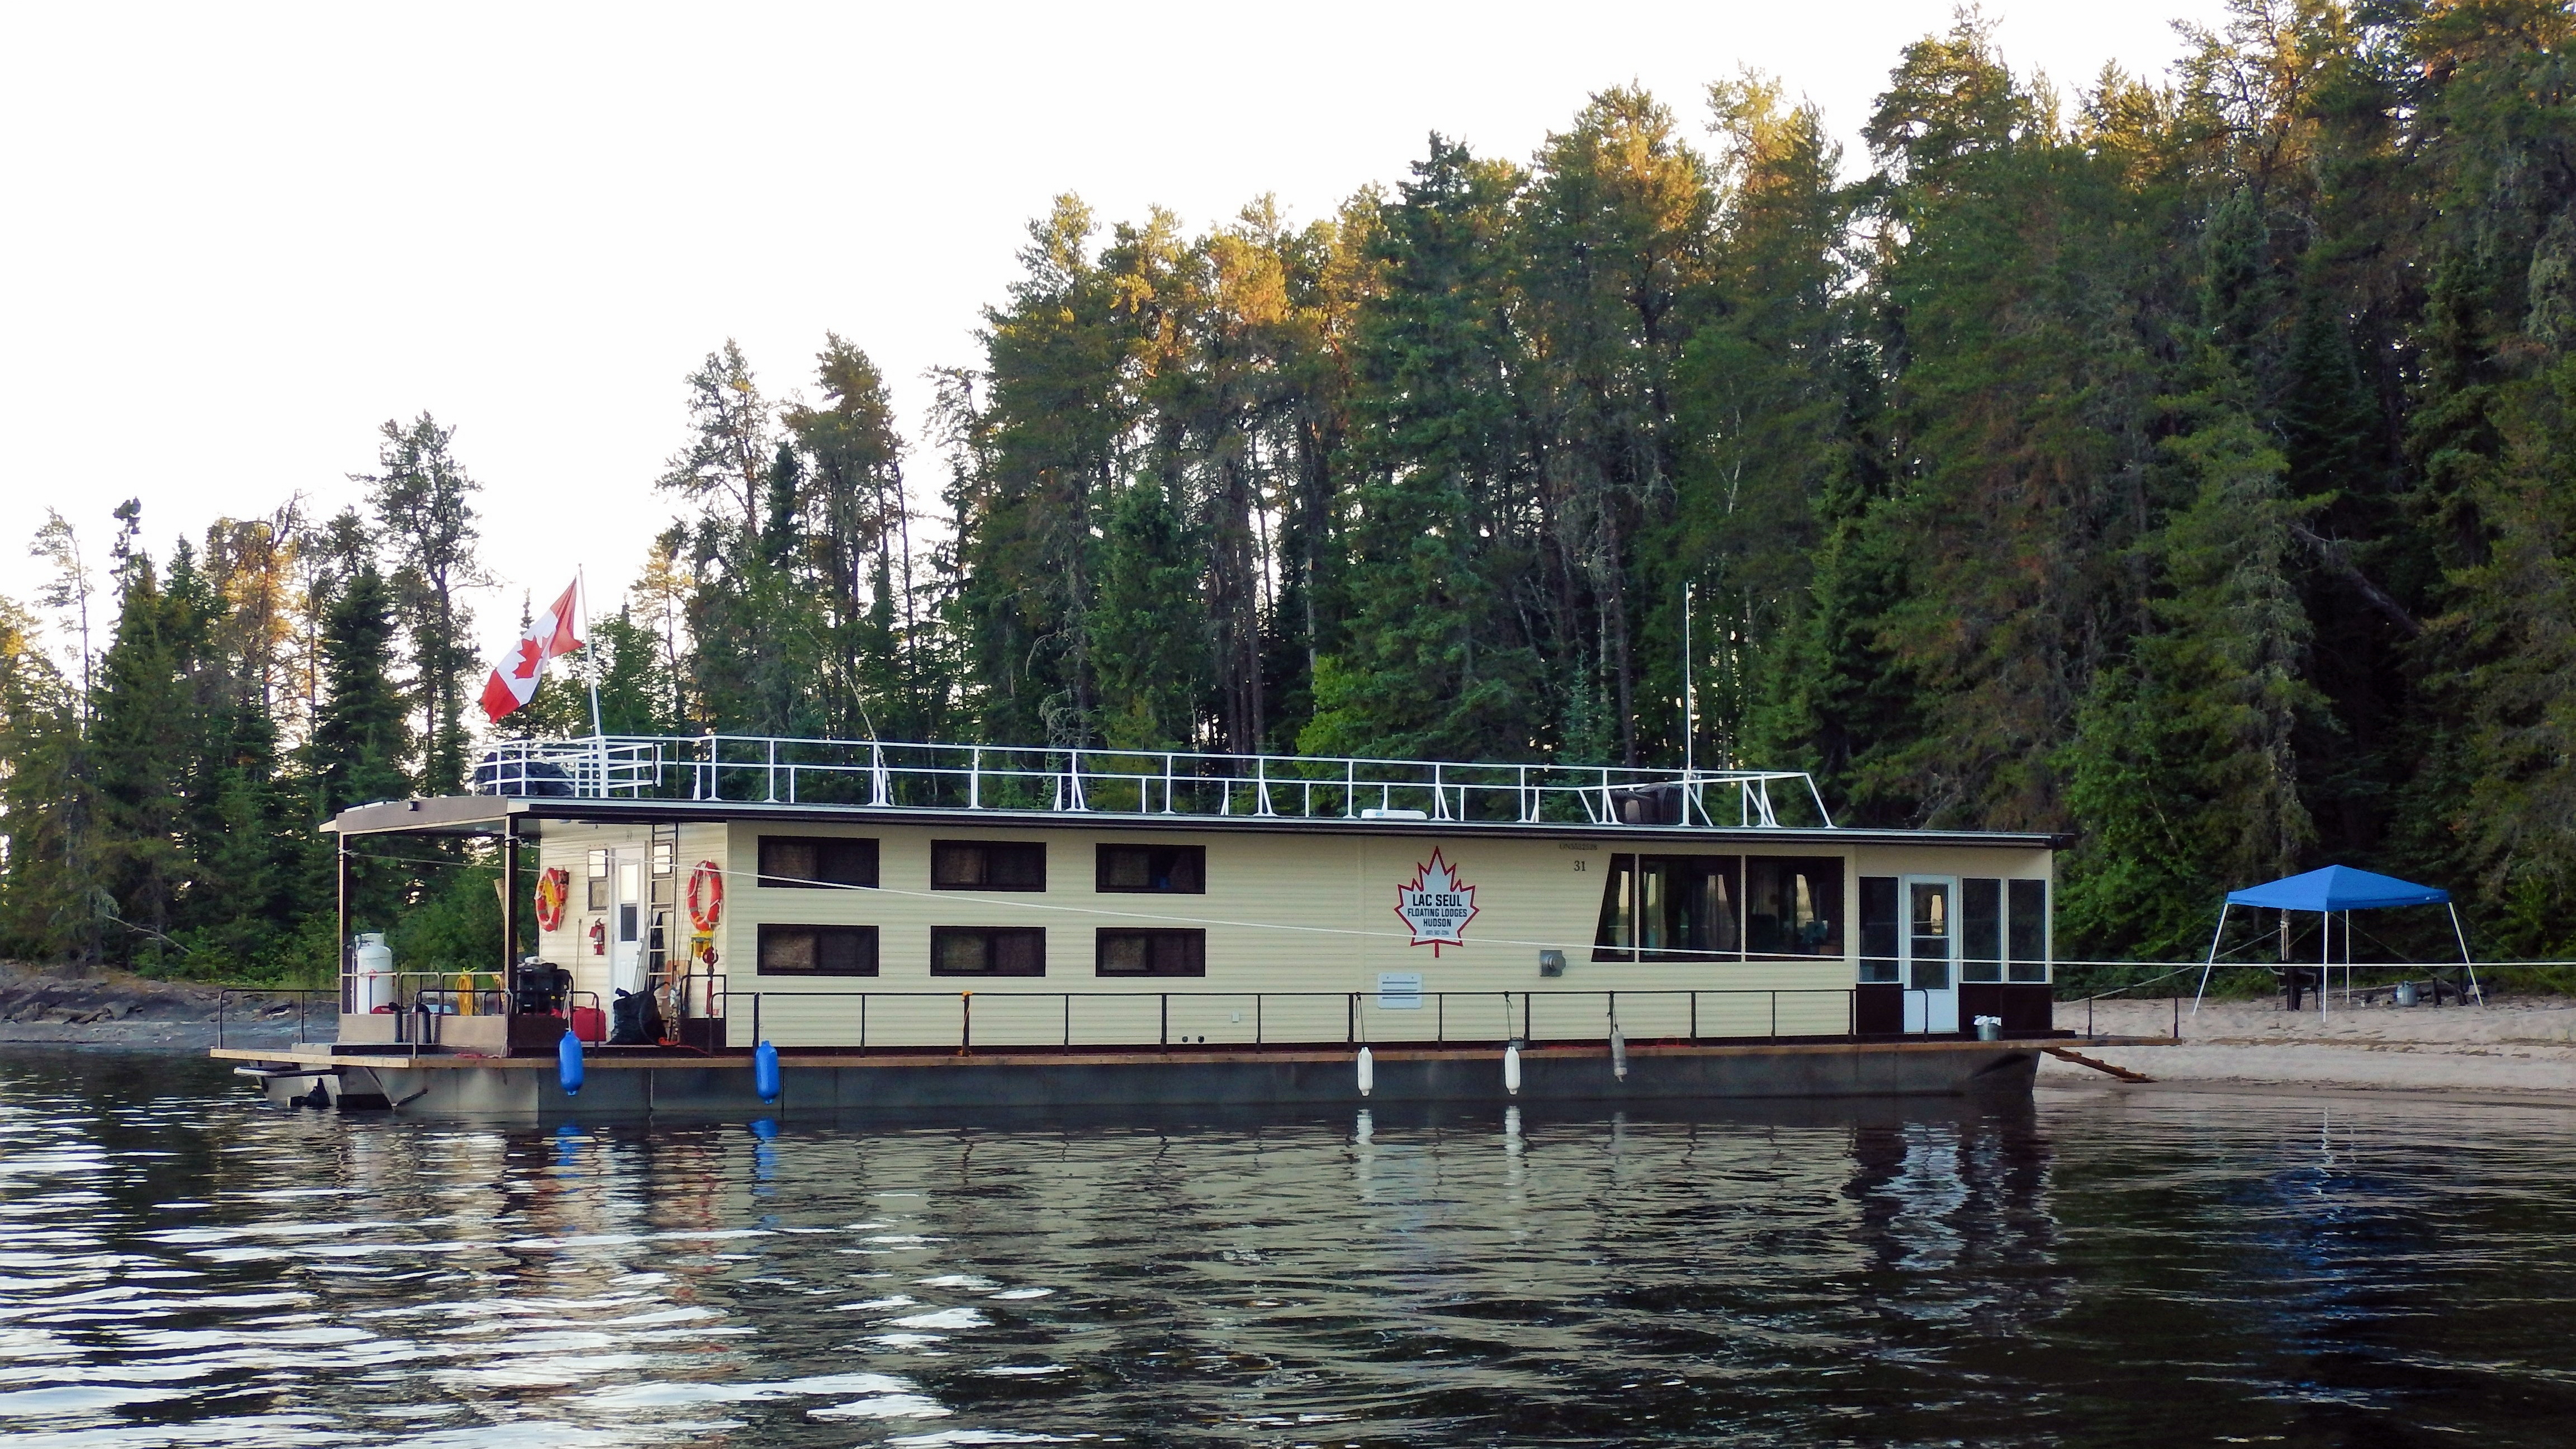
[1683,581,1696,778]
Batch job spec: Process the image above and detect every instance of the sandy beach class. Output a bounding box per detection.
[2044,995,2576,1100]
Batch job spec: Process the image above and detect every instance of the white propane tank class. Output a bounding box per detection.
[1356,1046,1375,1097]
[353,933,395,1012]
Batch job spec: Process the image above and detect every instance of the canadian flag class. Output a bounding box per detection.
[480,580,584,723]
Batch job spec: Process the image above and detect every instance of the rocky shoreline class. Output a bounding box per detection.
[0,962,325,1050]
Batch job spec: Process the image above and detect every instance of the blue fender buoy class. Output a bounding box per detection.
[754,1040,781,1104]
[558,1029,585,1097]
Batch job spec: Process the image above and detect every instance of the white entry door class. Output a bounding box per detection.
[1901,876,1959,1034]
[610,849,648,998]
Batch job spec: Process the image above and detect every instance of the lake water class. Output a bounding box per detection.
[0,1050,2570,1447]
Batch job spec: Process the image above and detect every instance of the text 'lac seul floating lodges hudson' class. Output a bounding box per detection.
[222,736,2083,1116]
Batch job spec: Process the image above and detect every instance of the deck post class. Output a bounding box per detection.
[499,817,520,990]
[335,831,351,1014]
[1160,993,1168,1048]
[959,992,972,1054]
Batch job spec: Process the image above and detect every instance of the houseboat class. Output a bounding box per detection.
[219,737,2077,1116]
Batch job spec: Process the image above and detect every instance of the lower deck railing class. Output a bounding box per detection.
[724,987,1887,1053]
[292,978,2047,1054]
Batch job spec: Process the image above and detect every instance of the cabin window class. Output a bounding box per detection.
[1096,928,1206,977]
[1745,858,1845,956]
[759,835,880,889]
[757,924,878,976]
[932,840,1046,891]
[2009,879,2049,982]
[1961,877,2003,982]
[1858,876,1900,983]
[930,926,1046,976]
[1593,854,1741,960]
[1096,844,1205,893]
[586,848,610,912]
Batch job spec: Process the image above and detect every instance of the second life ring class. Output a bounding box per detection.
[686,860,724,932]
[534,868,570,932]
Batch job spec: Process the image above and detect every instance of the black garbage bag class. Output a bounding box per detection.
[608,988,664,1045]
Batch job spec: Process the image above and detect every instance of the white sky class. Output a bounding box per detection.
[0,1,2234,669]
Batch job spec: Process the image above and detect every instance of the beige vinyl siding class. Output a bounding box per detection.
[527,822,2057,1047]
[723,826,1882,1049]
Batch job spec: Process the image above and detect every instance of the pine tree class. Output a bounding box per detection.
[362,413,485,795]
[1305,136,1546,761]
[0,596,86,963]
[1091,477,1210,749]
[307,561,410,932]
[88,508,197,962]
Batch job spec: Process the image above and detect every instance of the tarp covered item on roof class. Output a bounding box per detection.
[2224,864,2449,912]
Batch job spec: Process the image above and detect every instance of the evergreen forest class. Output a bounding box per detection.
[6,2,2576,984]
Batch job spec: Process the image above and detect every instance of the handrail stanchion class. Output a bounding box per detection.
[752,992,761,1049]
[960,991,972,1054]
[1161,993,1168,1049]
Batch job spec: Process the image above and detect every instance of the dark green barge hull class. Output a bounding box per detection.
[217,1036,2058,1119]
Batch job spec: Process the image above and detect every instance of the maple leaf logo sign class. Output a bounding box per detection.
[1393,850,1479,956]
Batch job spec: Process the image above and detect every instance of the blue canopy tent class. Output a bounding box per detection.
[2191,865,2479,1017]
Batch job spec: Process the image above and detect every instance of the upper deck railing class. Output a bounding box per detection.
[472,735,1837,830]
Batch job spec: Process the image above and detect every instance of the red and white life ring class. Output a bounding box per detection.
[686,860,724,931]
[534,868,570,932]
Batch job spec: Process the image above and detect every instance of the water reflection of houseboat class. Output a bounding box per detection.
[220,737,2081,1115]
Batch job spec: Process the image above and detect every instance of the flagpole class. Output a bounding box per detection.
[580,565,603,740]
